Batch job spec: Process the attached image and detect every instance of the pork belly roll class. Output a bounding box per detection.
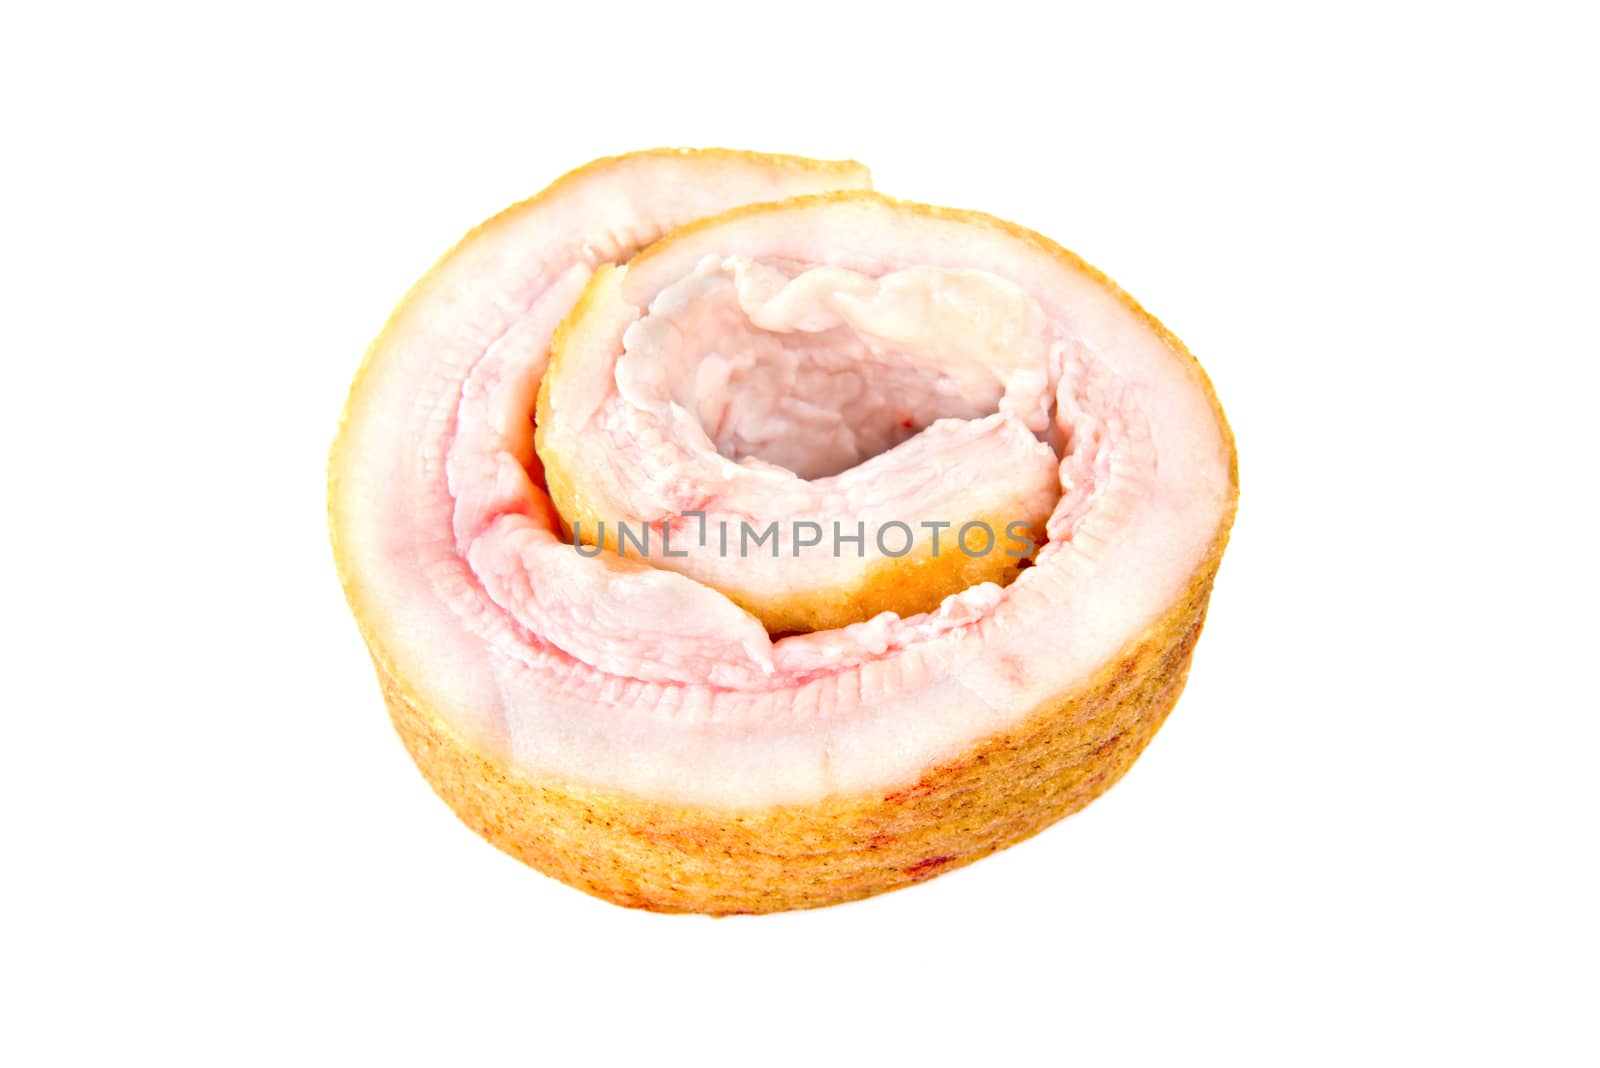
[329,148,1237,913]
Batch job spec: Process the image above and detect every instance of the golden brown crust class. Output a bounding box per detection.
[377,529,1227,914]
[704,514,1044,634]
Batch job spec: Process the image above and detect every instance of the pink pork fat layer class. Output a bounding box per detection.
[332,154,1233,806]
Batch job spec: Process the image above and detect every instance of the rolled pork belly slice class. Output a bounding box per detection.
[329,148,1238,914]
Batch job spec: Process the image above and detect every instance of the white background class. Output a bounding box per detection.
[4,2,1595,1064]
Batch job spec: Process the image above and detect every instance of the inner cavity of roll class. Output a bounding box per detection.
[615,255,1057,480]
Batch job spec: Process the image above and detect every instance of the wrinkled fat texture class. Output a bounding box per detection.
[622,255,1054,479]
